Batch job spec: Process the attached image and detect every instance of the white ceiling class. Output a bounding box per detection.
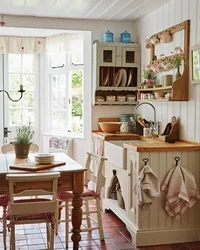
[0,0,171,21]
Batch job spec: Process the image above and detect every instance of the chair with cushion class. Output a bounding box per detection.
[56,152,107,248]
[1,143,39,154]
[6,172,60,250]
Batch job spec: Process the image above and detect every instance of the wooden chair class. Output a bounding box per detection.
[56,152,107,248]
[0,143,39,249]
[1,143,39,154]
[0,195,9,249]
[6,172,60,250]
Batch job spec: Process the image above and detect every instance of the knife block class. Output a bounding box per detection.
[159,122,178,142]
[135,121,144,135]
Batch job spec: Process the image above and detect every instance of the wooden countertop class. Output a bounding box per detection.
[92,132,200,152]
[124,137,200,152]
[92,131,140,141]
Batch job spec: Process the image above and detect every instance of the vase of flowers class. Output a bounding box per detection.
[141,68,157,88]
[171,48,184,80]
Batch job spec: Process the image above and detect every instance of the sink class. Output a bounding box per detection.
[104,139,158,169]
[104,140,151,169]
[109,140,154,146]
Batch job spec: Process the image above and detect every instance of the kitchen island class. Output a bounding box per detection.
[102,137,200,246]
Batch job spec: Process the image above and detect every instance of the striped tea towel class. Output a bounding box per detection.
[161,166,200,219]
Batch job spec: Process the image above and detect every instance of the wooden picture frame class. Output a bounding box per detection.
[190,44,200,84]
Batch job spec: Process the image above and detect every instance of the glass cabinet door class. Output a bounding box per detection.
[97,46,115,66]
[122,47,139,67]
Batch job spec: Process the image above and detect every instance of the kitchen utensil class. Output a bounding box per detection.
[137,115,145,127]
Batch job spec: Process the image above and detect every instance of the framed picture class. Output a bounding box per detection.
[191,44,200,84]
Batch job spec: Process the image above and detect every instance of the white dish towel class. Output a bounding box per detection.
[134,165,160,210]
[161,166,200,219]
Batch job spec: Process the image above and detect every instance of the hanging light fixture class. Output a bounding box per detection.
[0,85,25,102]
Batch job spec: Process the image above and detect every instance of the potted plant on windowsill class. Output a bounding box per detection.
[13,123,35,158]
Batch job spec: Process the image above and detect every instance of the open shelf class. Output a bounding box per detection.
[95,101,138,105]
[97,87,138,91]
[141,20,190,102]
[138,86,172,92]
[138,98,170,102]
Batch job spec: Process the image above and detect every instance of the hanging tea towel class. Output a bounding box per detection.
[161,166,200,220]
[134,165,160,210]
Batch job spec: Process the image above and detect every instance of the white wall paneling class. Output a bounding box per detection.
[136,0,200,142]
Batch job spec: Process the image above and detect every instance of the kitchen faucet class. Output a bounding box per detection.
[133,102,159,136]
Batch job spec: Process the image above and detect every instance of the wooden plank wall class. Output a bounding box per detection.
[137,151,200,230]
[136,0,200,142]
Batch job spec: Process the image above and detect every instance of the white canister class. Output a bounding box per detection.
[120,122,129,133]
[143,127,151,137]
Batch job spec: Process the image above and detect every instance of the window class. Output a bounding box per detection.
[47,40,84,136]
[7,54,36,126]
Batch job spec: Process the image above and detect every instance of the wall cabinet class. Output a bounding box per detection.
[93,42,140,105]
[103,148,200,246]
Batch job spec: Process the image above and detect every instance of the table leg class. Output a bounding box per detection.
[71,172,84,250]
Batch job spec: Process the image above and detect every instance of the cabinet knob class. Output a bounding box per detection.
[128,173,131,176]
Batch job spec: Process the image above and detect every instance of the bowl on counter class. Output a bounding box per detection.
[99,122,122,133]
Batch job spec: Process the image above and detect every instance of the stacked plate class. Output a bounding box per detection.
[35,153,54,164]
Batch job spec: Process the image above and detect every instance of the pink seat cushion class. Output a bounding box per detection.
[57,186,98,201]
[0,195,9,208]
[6,198,53,221]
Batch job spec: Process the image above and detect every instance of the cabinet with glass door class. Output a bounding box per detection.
[93,42,140,105]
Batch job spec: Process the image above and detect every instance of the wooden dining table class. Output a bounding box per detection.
[0,152,86,250]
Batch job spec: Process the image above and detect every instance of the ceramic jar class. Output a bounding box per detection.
[103,30,114,43]
[143,128,151,137]
[120,31,131,43]
[120,122,129,132]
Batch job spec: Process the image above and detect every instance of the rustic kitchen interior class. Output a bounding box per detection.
[0,0,200,249]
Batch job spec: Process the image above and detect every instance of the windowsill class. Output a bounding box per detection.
[42,131,85,140]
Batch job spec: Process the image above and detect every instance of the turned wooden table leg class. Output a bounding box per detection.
[71,172,84,250]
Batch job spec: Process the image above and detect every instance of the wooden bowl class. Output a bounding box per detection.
[99,122,122,133]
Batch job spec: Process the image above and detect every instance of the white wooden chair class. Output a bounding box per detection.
[1,143,39,154]
[56,152,107,248]
[0,143,39,249]
[6,172,60,250]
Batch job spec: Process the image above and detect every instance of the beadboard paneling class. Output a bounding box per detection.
[136,0,200,142]
[137,151,200,230]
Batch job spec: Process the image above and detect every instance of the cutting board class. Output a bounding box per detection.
[95,132,140,140]
[9,161,66,171]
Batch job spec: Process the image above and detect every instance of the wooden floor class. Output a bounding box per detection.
[0,202,199,249]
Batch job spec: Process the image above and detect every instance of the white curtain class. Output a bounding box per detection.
[0,36,46,54]
[45,33,83,53]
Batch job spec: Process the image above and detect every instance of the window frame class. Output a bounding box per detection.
[46,51,84,138]
[2,53,40,144]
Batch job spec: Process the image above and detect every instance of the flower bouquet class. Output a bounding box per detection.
[141,67,157,88]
